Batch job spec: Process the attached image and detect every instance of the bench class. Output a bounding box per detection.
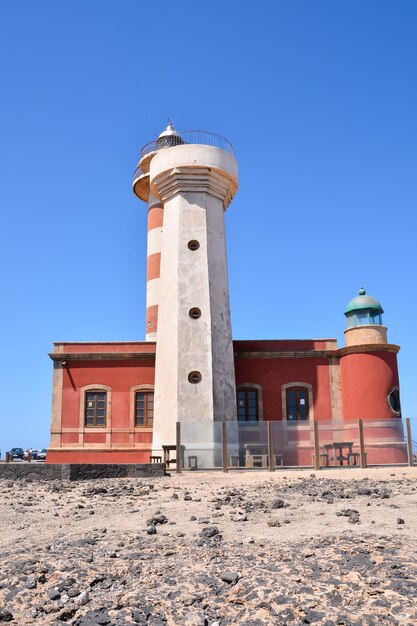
[348,452,367,466]
[312,452,330,467]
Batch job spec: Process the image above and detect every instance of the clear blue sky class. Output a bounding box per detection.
[1,1,416,453]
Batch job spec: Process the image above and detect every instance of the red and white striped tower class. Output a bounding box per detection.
[145,193,163,341]
[133,124,181,340]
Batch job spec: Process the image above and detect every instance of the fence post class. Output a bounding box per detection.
[313,420,321,470]
[5,451,10,464]
[267,421,274,472]
[358,419,366,468]
[176,422,181,474]
[406,417,413,467]
[221,422,228,473]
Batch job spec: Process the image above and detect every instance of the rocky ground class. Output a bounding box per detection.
[1,467,417,625]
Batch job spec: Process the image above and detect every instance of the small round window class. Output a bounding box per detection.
[188,371,202,384]
[387,387,401,416]
[188,240,200,251]
[189,307,201,319]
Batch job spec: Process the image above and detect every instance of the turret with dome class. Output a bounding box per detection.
[344,287,388,347]
[345,287,384,327]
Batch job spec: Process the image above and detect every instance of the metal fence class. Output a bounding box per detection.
[171,417,416,472]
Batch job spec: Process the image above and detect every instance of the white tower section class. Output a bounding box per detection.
[150,140,238,448]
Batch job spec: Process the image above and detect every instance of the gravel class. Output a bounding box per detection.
[1,468,417,624]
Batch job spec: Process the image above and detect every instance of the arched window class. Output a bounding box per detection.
[85,391,107,427]
[80,384,112,430]
[130,384,155,430]
[237,388,259,421]
[135,391,154,427]
[286,387,309,421]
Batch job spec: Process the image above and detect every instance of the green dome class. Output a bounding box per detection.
[344,288,384,316]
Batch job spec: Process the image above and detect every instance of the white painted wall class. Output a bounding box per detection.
[150,144,238,449]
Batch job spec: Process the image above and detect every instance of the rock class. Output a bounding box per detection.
[220,571,239,584]
[132,609,148,624]
[75,608,111,625]
[267,517,281,527]
[378,488,391,499]
[200,525,220,538]
[0,610,13,623]
[104,549,117,558]
[197,525,222,546]
[271,498,285,509]
[183,608,206,625]
[146,514,167,526]
[146,526,157,535]
[68,587,81,598]
[397,518,405,524]
[47,586,61,600]
[77,590,90,606]
[337,509,360,524]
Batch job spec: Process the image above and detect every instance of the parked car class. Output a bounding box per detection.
[37,449,47,461]
[9,448,24,460]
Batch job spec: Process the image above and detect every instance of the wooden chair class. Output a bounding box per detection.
[312,451,330,467]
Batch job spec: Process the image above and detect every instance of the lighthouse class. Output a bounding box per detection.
[133,123,238,451]
[46,132,406,468]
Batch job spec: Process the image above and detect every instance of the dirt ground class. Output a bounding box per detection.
[1,466,417,625]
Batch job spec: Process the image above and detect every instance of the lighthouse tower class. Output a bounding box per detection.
[133,124,238,451]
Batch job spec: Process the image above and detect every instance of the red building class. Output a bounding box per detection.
[47,292,405,466]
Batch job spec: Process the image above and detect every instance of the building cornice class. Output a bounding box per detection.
[234,343,400,359]
[53,341,155,346]
[234,350,334,359]
[335,343,400,357]
[48,352,156,362]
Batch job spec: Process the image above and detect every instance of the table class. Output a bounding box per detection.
[244,443,268,468]
[244,444,284,469]
[324,442,354,466]
[162,445,177,468]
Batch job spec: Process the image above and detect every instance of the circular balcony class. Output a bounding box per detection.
[133,130,234,202]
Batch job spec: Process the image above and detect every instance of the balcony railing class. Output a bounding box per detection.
[139,130,234,160]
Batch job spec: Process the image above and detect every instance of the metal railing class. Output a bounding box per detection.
[139,130,234,160]
[133,166,143,181]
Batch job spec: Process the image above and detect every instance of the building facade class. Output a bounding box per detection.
[47,125,405,466]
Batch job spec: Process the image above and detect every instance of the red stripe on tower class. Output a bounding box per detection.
[145,196,163,341]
